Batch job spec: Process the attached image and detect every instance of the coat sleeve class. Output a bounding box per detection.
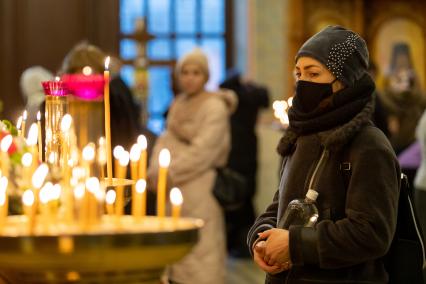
[168,98,230,185]
[289,137,400,268]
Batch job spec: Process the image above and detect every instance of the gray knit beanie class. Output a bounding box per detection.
[296,25,369,87]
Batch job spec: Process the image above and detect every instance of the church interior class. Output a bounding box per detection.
[0,0,425,283]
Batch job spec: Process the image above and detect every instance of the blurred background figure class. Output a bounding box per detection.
[415,110,426,236]
[381,43,426,154]
[148,48,237,284]
[19,66,53,125]
[219,71,269,258]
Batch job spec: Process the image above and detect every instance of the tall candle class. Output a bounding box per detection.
[170,187,183,220]
[157,149,171,218]
[37,111,42,162]
[82,143,96,178]
[113,146,124,178]
[27,123,39,172]
[130,144,141,215]
[97,137,107,179]
[16,116,22,137]
[137,135,148,180]
[21,153,33,188]
[86,177,100,226]
[39,182,53,231]
[104,56,113,183]
[31,163,49,232]
[135,179,146,219]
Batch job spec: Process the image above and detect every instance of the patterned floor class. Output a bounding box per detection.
[226,257,265,284]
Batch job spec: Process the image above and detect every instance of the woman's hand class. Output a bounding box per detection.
[253,240,288,274]
[258,229,291,268]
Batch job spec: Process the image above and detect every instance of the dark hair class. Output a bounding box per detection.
[60,41,106,75]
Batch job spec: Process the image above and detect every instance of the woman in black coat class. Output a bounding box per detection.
[247,26,400,283]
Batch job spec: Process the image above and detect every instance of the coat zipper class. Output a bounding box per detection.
[307,148,328,191]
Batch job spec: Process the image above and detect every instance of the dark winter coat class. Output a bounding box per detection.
[247,101,400,283]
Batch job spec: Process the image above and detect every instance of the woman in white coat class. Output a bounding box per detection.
[148,48,237,284]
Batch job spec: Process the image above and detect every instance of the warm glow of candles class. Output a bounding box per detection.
[130,144,141,215]
[16,116,23,135]
[104,56,113,183]
[37,111,42,162]
[39,182,53,227]
[82,143,96,177]
[137,135,148,181]
[97,137,107,179]
[113,145,124,176]
[134,179,146,218]
[0,135,12,178]
[21,152,33,187]
[22,189,35,233]
[60,114,72,132]
[105,190,116,216]
[31,163,49,189]
[157,149,171,218]
[1,135,12,152]
[22,189,34,207]
[27,123,38,146]
[86,177,100,225]
[170,187,183,220]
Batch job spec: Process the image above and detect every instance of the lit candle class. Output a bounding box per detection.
[113,145,124,177]
[104,56,113,184]
[22,189,35,234]
[0,135,12,178]
[135,179,146,219]
[21,152,33,188]
[0,176,8,232]
[30,163,49,232]
[50,183,61,223]
[157,149,171,218]
[105,190,116,216]
[82,66,93,76]
[137,135,148,180]
[21,110,28,137]
[130,144,141,216]
[82,143,96,178]
[116,151,129,217]
[27,123,39,172]
[37,111,42,162]
[86,177,100,226]
[170,187,183,220]
[60,114,72,171]
[16,116,22,137]
[39,182,53,230]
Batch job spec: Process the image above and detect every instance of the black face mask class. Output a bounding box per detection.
[293,79,337,113]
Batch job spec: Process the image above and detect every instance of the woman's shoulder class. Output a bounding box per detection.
[350,125,395,155]
[205,89,238,114]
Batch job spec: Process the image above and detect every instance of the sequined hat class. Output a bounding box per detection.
[296,25,369,86]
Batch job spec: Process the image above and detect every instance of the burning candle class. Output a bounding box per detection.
[22,189,35,233]
[134,179,146,219]
[0,176,8,232]
[130,144,141,216]
[105,190,115,216]
[39,182,53,229]
[137,135,148,180]
[104,56,113,183]
[21,110,28,137]
[113,146,124,177]
[170,187,183,220]
[157,149,171,218]
[116,151,129,217]
[0,135,12,178]
[21,152,33,187]
[27,123,39,172]
[82,143,96,177]
[86,177,100,226]
[31,163,50,230]
[97,137,107,179]
[37,111,42,161]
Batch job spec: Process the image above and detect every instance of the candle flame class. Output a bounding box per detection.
[74,184,85,199]
[52,184,62,200]
[21,152,33,167]
[159,148,171,168]
[39,182,53,204]
[48,152,57,164]
[37,111,41,121]
[85,177,100,193]
[130,144,141,162]
[170,187,183,206]
[0,135,13,152]
[98,137,105,145]
[60,114,73,132]
[82,143,96,162]
[31,163,49,189]
[16,116,22,129]
[26,123,38,146]
[118,151,130,167]
[55,76,60,82]
[82,66,93,76]
[22,189,35,206]
[137,135,147,150]
[113,146,124,160]
[22,110,28,120]
[105,190,116,205]
[105,56,111,70]
[136,179,146,194]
